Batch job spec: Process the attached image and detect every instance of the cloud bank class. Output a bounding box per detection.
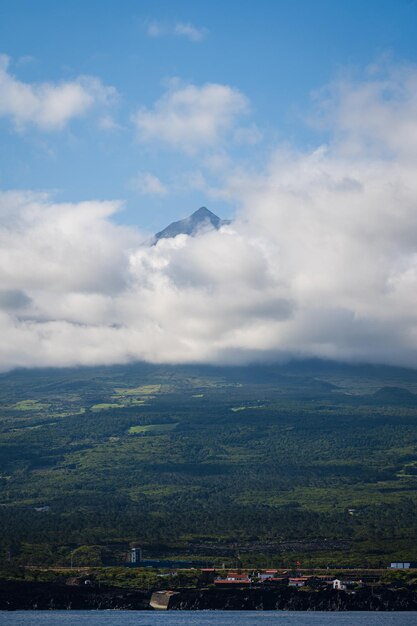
[3,64,417,371]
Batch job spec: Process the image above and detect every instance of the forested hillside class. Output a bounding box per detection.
[1,360,417,567]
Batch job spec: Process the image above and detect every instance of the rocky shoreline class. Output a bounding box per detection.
[1,580,417,611]
[0,581,151,611]
[169,587,417,611]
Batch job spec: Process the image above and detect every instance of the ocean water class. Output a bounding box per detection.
[0,612,417,626]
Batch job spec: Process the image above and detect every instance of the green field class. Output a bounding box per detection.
[0,360,417,568]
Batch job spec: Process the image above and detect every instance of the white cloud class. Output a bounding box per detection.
[3,64,417,370]
[146,20,207,42]
[0,191,138,296]
[130,171,168,196]
[133,82,249,153]
[311,61,417,158]
[0,55,117,131]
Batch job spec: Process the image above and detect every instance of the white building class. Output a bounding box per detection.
[333,579,347,591]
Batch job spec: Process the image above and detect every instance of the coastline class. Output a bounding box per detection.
[1,581,417,611]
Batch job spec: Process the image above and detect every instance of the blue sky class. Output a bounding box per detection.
[1,0,417,232]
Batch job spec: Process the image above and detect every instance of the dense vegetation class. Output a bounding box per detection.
[1,359,417,568]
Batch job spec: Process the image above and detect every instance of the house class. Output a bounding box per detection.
[257,569,278,581]
[333,579,347,591]
[289,576,309,587]
[262,576,288,586]
[214,571,251,586]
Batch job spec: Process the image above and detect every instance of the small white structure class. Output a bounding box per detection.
[130,547,142,564]
[333,579,347,591]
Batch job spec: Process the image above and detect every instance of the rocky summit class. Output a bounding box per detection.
[152,207,229,244]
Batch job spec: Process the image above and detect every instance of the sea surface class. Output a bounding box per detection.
[0,612,417,626]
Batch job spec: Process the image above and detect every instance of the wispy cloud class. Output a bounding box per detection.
[146,20,207,42]
[98,114,122,131]
[132,81,248,153]
[16,55,36,67]
[129,171,168,196]
[0,55,117,131]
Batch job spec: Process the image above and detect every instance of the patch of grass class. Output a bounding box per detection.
[13,400,50,411]
[91,403,123,412]
[128,423,178,435]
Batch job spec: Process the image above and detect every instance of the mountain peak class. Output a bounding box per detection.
[192,206,216,218]
[152,207,229,244]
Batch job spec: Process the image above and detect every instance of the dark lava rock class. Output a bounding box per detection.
[0,580,151,610]
[169,587,417,611]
